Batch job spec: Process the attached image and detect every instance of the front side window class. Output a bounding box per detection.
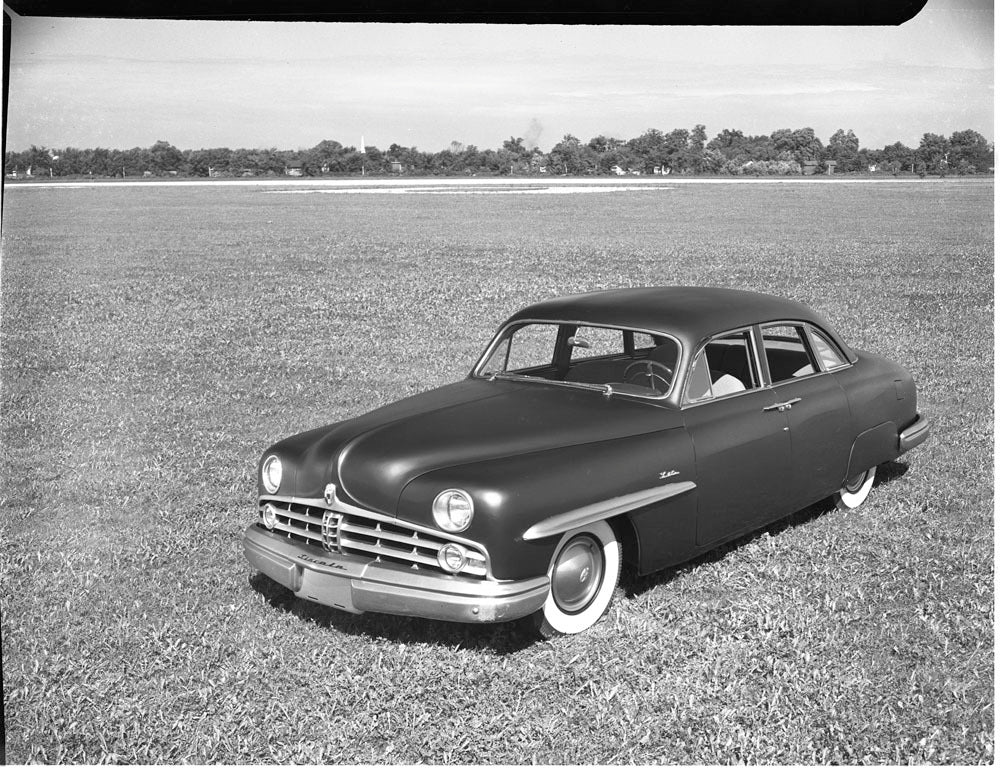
[481,323,558,375]
[477,322,679,398]
[684,330,758,403]
[761,324,816,383]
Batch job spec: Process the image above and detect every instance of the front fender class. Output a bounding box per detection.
[396,431,692,581]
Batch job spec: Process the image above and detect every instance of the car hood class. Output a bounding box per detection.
[270,378,683,515]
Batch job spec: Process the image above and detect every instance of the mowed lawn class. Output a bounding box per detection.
[0,180,992,764]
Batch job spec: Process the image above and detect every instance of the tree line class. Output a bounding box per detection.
[4,126,993,178]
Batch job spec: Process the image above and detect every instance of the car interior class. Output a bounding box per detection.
[486,321,837,400]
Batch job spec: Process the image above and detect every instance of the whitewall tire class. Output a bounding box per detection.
[534,520,621,638]
[836,466,877,510]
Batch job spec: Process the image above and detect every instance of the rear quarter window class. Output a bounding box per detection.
[808,327,849,370]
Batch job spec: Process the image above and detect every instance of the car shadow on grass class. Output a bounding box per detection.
[248,571,540,654]
[620,460,910,599]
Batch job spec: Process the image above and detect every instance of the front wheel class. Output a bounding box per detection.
[836,466,877,510]
[534,520,621,638]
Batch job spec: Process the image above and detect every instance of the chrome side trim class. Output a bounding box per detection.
[522,480,697,541]
[899,414,930,453]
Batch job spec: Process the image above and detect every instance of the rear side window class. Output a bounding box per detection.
[632,331,657,352]
[684,330,757,403]
[808,328,848,370]
[761,324,816,383]
[568,326,625,362]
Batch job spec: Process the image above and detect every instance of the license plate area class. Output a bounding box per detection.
[298,565,360,613]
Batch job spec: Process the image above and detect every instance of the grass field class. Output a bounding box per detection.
[0,180,993,764]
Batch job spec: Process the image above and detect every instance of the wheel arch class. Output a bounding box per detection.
[607,513,641,569]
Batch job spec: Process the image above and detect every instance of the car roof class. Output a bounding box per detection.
[505,286,854,357]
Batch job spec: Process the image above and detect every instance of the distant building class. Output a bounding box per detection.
[801,160,819,175]
[285,160,304,176]
[611,165,626,176]
[390,160,403,173]
[824,159,837,175]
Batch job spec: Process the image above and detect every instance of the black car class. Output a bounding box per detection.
[243,287,929,635]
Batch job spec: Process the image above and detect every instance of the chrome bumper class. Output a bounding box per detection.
[899,414,930,453]
[243,524,550,624]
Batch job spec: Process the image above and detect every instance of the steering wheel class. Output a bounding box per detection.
[623,360,674,393]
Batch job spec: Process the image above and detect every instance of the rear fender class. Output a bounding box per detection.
[846,422,897,481]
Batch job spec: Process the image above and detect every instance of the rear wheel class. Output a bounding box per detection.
[534,520,621,638]
[836,466,877,509]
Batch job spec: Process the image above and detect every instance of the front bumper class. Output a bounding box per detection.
[243,524,550,623]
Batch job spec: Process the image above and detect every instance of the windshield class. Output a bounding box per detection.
[475,321,680,398]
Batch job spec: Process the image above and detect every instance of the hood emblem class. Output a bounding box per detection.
[659,470,680,480]
[324,483,338,505]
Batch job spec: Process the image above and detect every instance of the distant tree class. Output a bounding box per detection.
[148,140,183,173]
[917,133,950,169]
[878,141,916,173]
[770,127,824,165]
[500,137,530,174]
[300,139,349,174]
[20,145,54,175]
[628,128,672,171]
[948,129,993,172]
[549,134,588,174]
[701,147,727,173]
[708,128,745,157]
[430,149,455,173]
[686,124,707,171]
[663,128,690,170]
[186,147,232,176]
[458,144,484,173]
[121,146,152,176]
[86,147,114,176]
[587,135,623,154]
[826,129,860,172]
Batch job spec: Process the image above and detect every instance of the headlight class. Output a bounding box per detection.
[261,455,282,494]
[432,489,474,532]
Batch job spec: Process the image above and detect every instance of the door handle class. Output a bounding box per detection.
[763,397,802,413]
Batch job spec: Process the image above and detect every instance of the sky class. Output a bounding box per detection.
[3,0,994,153]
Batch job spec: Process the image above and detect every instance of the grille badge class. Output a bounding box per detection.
[321,510,342,553]
[324,483,337,505]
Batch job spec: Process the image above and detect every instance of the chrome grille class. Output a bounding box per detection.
[258,498,489,578]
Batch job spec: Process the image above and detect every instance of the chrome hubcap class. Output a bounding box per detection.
[552,536,603,614]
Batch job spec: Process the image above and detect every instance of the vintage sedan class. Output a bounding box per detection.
[243,287,929,636]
